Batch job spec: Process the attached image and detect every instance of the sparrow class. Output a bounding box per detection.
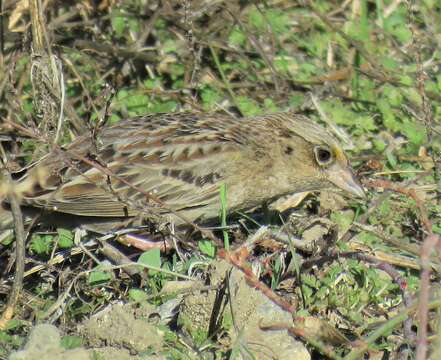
[0,111,364,233]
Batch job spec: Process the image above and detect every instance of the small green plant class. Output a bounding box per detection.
[29,234,54,255]
[219,183,229,250]
[60,335,83,350]
[128,289,149,303]
[138,248,162,275]
[270,256,283,289]
[198,240,216,258]
[57,228,74,248]
[87,266,114,285]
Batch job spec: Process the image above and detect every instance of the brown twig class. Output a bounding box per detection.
[217,248,296,314]
[73,39,156,63]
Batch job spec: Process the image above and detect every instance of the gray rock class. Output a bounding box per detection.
[9,324,89,360]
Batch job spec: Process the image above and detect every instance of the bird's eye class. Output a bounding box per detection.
[314,146,333,165]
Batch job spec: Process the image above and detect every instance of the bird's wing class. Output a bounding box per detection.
[23,113,242,220]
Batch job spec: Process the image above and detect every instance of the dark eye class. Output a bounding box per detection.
[314,146,333,165]
[284,146,293,155]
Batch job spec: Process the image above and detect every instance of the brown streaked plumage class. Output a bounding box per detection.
[1,111,364,230]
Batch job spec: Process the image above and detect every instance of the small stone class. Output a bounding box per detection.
[9,324,89,360]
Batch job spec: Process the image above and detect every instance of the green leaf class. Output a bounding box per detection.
[382,58,398,70]
[219,183,229,250]
[401,121,427,145]
[116,90,151,115]
[321,100,357,127]
[403,87,423,106]
[138,248,161,275]
[168,63,185,78]
[271,257,282,289]
[358,0,370,42]
[375,0,384,26]
[331,211,355,235]
[296,62,319,81]
[274,55,298,76]
[399,75,413,86]
[23,99,34,114]
[301,273,319,288]
[144,78,162,90]
[57,228,74,249]
[266,10,290,34]
[383,84,403,106]
[201,86,222,111]
[87,269,113,285]
[346,1,371,45]
[149,100,177,113]
[263,98,279,112]
[384,11,412,44]
[377,99,400,131]
[236,96,261,116]
[436,75,441,91]
[391,24,412,43]
[108,114,121,125]
[372,138,386,151]
[60,336,83,350]
[128,18,140,33]
[163,39,178,53]
[289,94,305,108]
[0,328,24,355]
[249,9,266,31]
[378,200,391,218]
[228,27,246,47]
[126,93,150,112]
[111,11,126,37]
[198,240,216,258]
[357,116,376,131]
[356,231,380,245]
[386,150,397,168]
[2,319,22,331]
[128,289,149,303]
[30,234,53,255]
[0,231,14,245]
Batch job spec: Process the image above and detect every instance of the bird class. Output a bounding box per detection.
[0,111,364,234]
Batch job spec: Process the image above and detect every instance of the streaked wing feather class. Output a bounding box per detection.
[26,113,241,219]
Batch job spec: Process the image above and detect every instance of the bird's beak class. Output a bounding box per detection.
[326,164,366,199]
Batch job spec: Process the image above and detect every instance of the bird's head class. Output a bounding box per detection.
[247,113,365,199]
